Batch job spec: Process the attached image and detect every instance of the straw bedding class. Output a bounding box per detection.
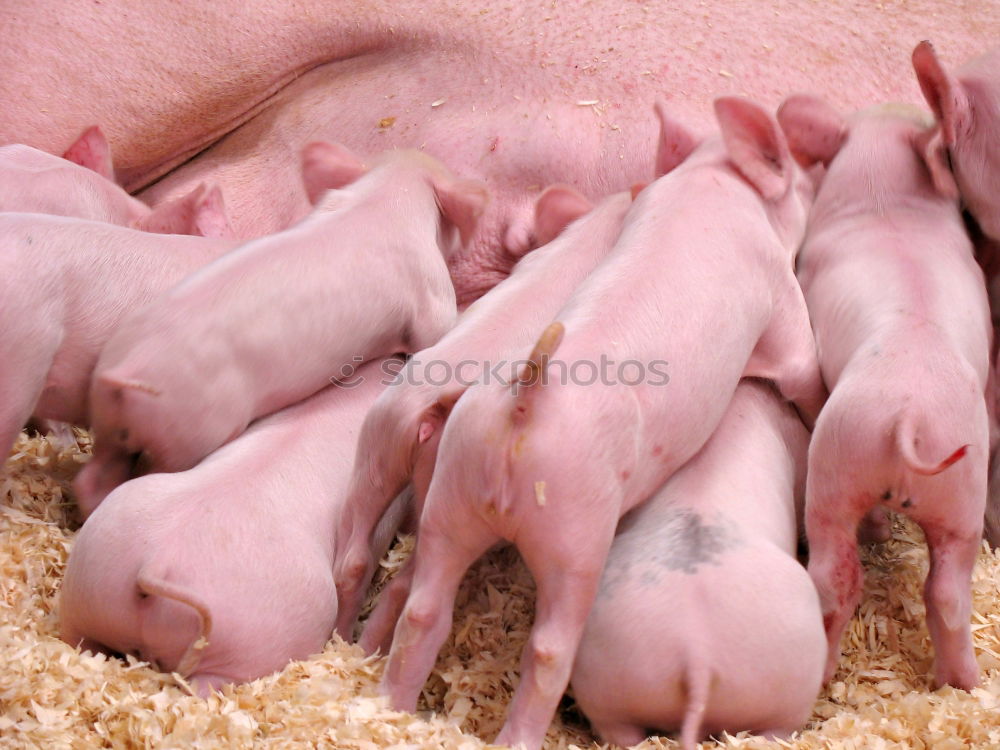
[3,429,1000,749]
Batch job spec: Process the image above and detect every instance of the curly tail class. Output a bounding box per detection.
[137,566,213,676]
[895,412,968,476]
[511,321,565,423]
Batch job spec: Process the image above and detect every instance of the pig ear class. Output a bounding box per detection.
[416,388,465,444]
[136,567,213,676]
[912,40,969,147]
[714,96,794,201]
[532,184,593,246]
[912,126,960,199]
[776,94,847,168]
[62,125,115,182]
[186,184,233,238]
[432,175,490,248]
[133,183,234,237]
[654,100,699,177]
[301,141,367,204]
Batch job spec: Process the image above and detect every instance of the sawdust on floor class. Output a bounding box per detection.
[3,430,1000,749]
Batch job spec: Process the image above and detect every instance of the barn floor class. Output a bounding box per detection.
[3,430,1000,749]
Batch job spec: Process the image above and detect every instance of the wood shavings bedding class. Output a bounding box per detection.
[3,431,1000,749]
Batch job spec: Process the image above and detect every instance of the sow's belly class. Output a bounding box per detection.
[3,0,996,299]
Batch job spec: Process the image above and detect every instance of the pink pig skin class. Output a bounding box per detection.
[779,97,991,690]
[969,228,1000,546]
[5,2,998,305]
[912,42,1000,243]
[377,97,824,750]
[0,126,233,237]
[913,43,1000,542]
[331,186,631,640]
[571,380,823,749]
[73,144,487,515]
[60,360,409,694]
[0,214,237,459]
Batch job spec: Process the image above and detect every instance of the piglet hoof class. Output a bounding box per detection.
[593,722,647,748]
[760,728,797,742]
[822,641,841,685]
[933,658,980,692]
[190,673,230,697]
[983,505,1000,550]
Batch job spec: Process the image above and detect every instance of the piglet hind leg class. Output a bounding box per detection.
[804,472,867,684]
[922,522,983,690]
[380,515,498,712]
[495,516,618,750]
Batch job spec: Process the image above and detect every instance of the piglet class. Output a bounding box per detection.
[912,42,1000,242]
[74,143,488,514]
[571,380,824,749]
[60,360,409,693]
[333,184,631,640]
[912,43,1000,546]
[779,96,991,690]
[0,212,237,459]
[379,97,823,750]
[0,125,231,236]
